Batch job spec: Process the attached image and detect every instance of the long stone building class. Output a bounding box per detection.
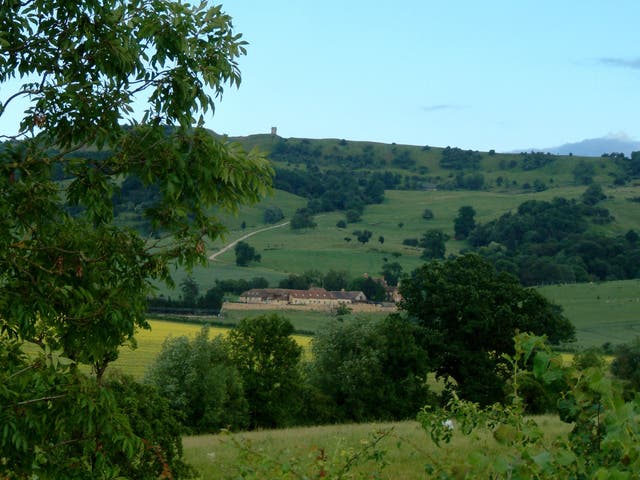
[238,287,367,307]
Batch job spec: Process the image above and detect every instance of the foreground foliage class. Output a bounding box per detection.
[192,334,639,479]
[420,333,640,479]
[0,0,271,476]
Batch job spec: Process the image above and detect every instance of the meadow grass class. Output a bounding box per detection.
[182,415,571,479]
[538,279,640,348]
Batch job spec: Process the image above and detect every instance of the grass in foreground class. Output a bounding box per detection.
[182,416,571,479]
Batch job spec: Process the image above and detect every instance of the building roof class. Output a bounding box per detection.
[239,288,366,301]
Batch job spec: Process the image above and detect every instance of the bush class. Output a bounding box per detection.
[307,315,431,422]
[345,209,361,223]
[422,208,434,220]
[263,205,284,224]
[144,328,248,433]
[402,238,419,247]
[611,337,640,396]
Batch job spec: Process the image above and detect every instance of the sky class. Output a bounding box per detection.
[206,0,640,152]
[2,1,640,152]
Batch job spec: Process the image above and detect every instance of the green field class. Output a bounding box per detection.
[538,279,640,348]
[182,415,570,479]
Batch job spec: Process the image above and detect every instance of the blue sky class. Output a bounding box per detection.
[2,1,640,152]
[206,0,640,151]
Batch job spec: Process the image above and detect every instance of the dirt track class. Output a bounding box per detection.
[208,221,289,261]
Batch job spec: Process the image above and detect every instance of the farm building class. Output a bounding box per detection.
[238,287,366,307]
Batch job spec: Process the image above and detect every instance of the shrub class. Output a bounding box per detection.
[308,316,431,422]
[402,238,419,247]
[145,328,249,433]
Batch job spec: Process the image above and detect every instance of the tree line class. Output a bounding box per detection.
[466,187,640,284]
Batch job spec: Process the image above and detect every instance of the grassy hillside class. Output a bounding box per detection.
[155,183,640,297]
[228,134,627,189]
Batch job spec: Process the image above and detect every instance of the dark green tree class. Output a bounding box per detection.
[0,1,272,476]
[454,205,477,240]
[581,183,606,206]
[610,337,640,395]
[263,205,284,224]
[350,276,387,301]
[345,209,362,223]
[109,374,197,479]
[308,316,431,422]
[420,229,448,259]
[399,255,575,405]
[234,241,261,266]
[180,275,200,306]
[323,270,350,291]
[381,262,403,287]
[227,315,304,429]
[422,208,435,220]
[145,328,248,433]
[573,160,596,185]
[290,208,317,230]
[353,229,373,245]
[199,287,224,311]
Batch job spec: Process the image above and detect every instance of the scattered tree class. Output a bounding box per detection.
[180,275,200,306]
[420,229,448,260]
[378,235,385,245]
[581,183,606,206]
[422,208,435,220]
[349,276,387,301]
[334,303,352,316]
[336,219,347,228]
[263,205,284,224]
[454,205,476,240]
[353,230,373,245]
[381,261,403,286]
[573,160,596,185]
[290,208,317,230]
[234,241,261,266]
[610,337,640,395]
[323,270,350,291]
[345,209,362,223]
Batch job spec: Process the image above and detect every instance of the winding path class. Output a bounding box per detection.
[208,221,290,261]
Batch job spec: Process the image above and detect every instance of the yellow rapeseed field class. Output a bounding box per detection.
[110,319,312,379]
